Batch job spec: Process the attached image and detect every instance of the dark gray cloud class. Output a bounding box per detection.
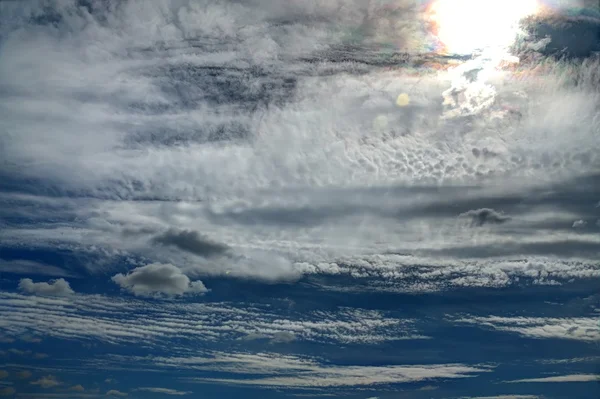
[18,278,74,297]
[152,229,229,258]
[459,208,511,227]
[112,263,208,297]
[523,12,600,59]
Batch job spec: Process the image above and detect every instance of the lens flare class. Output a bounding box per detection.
[428,0,539,54]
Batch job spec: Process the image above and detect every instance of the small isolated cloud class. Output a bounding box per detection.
[152,229,229,258]
[69,385,85,392]
[8,349,30,356]
[0,371,7,379]
[270,331,296,344]
[18,278,74,297]
[572,219,587,229]
[106,389,128,397]
[20,335,42,343]
[135,387,192,395]
[460,208,510,226]
[507,374,600,383]
[461,396,540,399]
[239,333,270,341]
[112,263,209,297]
[0,387,15,397]
[16,371,32,380]
[31,375,60,388]
[239,331,296,344]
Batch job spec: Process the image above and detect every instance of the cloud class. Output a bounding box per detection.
[506,374,600,383]
[0,259,73,278]
[152,229,229,258]
[0,371,7,379]
[459,208,511,226]
[18,278,74,297]
[572,219,587,228]
[182,351,491,388]
[31,375,60,388]
[0,0,598,289]
[135,388,191,396]
[20,335,42,343]
[270,331,296,344]
[69,385,85,392]
[454,315,600,341]
[0,387,15,397]
[16,371,32,380]
[0,292,419,347]
[111,263,208,297]
[460,396,540,399]
[106,390,127,397]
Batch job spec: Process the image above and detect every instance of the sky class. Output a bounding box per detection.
[0,0,599,398]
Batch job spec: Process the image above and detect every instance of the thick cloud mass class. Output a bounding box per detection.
[112,263,208,297]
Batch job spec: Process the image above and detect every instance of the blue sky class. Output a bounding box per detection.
[0,0,599,398]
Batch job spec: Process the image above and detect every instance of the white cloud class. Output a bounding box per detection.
[454,315,600,342]
[106,390,127,397]
[180,351,491,388]
[135,388,191,396]
[270,331,296,344]
[506,374,600,383]
[19,278,74,297]
[112,263,208,297]
[31,375,61,388]
[0,292,421,347]
[69,385,85,392]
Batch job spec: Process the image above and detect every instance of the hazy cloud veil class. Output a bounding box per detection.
[0,0,599,398]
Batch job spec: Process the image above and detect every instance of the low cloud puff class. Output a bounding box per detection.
[112,263,209,297]
[31,375,60,388]
[18,278,74,297]
[106,390,128,397]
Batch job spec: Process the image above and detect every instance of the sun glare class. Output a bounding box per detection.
[428,0,539,54]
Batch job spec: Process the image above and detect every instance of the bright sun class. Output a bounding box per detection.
[428,0,539,55]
